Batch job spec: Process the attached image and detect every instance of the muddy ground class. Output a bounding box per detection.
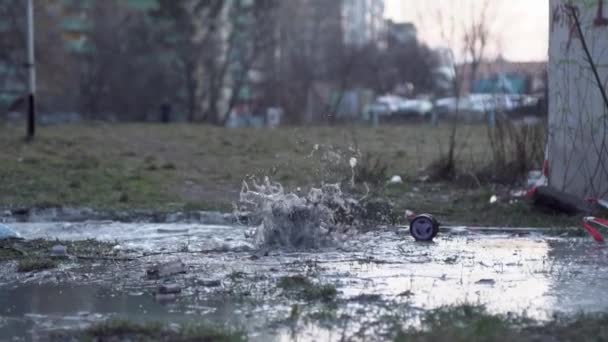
[1,221,607,341]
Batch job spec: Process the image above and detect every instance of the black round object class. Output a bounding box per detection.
[409,214,439,241]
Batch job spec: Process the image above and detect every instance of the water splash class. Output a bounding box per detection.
[238,178,366,249]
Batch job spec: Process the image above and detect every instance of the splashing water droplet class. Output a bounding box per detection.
[237,178,367,249]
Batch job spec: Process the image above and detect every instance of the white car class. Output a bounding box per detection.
[397,98,434,118]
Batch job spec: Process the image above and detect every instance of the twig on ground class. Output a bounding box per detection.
[74,255,135,262]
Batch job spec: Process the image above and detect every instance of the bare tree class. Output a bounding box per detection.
[153,0,226,122]
[76,1,175,120]
[0,1,26,115]
[154,0,280,125]
[462,1,490,92]
[273,0,343,123]
[431,0,492,179]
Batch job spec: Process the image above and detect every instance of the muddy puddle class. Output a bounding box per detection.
[2,222,608,341]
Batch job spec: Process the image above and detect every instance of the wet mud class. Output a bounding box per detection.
[1,222,607,341]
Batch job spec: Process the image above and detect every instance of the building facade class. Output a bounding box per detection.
[46,0,159,53]
[386,20,417,47]
[342,0,385,47]
[548,0,608,199]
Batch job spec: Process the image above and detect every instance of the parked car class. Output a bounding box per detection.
[395,98,433,120]
[365,95,434,122]
[363,101,391,121]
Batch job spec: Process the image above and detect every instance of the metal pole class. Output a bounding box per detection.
[26,0,36,140]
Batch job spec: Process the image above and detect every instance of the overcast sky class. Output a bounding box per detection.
[384,0,549,62]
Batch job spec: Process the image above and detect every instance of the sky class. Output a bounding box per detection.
[384,0,549,62]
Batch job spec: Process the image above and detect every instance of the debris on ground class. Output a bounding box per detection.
[397,290,414,298]
[389,175,403,184]
[17,258,58,272]
[50,244,68,258]
[475,279,496,285]
[526,170,546,188]
[582,216,608,243]
[157,228,189,234]
[146,259,187,279]
[531,186,595,215]
[198,279,221,287]
[510,189,527,198]
[596,199,608,210]
[158,283,182,294]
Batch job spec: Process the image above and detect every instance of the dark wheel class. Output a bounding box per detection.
[409,214,439,241]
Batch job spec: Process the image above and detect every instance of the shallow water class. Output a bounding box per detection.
[2,222,608,341]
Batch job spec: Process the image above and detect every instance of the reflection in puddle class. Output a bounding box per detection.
[2,223,608,340]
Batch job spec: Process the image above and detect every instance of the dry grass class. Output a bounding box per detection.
[394,305,608,342]
[1,122,568,227]
[0,122,494,210]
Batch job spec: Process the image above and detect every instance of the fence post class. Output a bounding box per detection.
[26,0,36,140]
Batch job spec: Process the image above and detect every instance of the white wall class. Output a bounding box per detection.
[548,0,608,199]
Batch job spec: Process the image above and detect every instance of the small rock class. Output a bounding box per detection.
[398,290,414,297]
[250,248,270,260]
[510,190,527,198]
[199,279,221,287]
[444,256,458,264]
[146,259,187,279]
[158,283,182,294]
[389,175,403,184]
[50,245,68,258]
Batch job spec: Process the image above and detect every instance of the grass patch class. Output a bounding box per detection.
[0,123,492,211]
[0,239,116,262]
[277,275,313,289]
[382,182,581,228]
[17,258,58,272]
[395,305,524,342]
[52,319,246,342]
[0,123,573,228]
[277,275,338,302]
[306,306,339,327]
[394,305,608,342]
